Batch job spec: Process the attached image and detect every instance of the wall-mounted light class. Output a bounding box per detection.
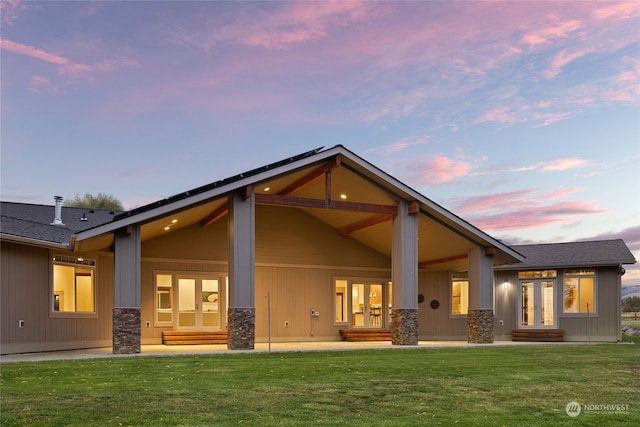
[503,280,509,289]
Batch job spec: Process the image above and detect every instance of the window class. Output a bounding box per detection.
[156,274,173,324]
[563,270,595,314]
[52,255,96,313]
[335,279,348,323]
[451,273,468,316]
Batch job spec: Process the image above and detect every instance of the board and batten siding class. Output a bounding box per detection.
[559,267,620,342]
[1,241,114,354]
[418,270,468,340]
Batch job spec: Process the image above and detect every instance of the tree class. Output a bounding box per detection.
[622,296,640,319]
[64,193,124,211]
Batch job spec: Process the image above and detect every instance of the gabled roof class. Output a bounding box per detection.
[0,202,118,247]
[496,239,636,270]
[2,145,527,266]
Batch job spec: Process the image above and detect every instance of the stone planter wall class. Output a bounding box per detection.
[467,309,494,343]
[227,307,255,350]
[391,308,419,345]
[113,307,141,354]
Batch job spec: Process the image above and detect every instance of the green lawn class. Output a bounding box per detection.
[2,340,639,426]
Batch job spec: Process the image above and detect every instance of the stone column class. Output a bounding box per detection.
[391,200,419,345]
[467,246,494,343]
[113,225,141,354]
[227,188,256,350]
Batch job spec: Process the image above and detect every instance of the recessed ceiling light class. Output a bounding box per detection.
[164,226,171,231]
[171,219,178,224]
[264,187,270,192]
[340,194,347,199]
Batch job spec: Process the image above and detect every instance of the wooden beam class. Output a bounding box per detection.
[418,254,468,268]
[485,246,498,256]
[254,193,397,215]
[338,214,393,237]
[201,203,229,227]
[408,201,420,215]
[325,168,332,203]
[278,156,341,196]
[243,185,252,200]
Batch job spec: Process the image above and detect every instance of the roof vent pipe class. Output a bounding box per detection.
[51,196,65,226]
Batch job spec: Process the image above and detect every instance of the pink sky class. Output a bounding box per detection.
[1,1,638,289]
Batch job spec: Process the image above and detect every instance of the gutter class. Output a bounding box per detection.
[0,232,75,251]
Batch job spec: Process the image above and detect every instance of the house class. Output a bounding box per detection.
[1,146,635,355]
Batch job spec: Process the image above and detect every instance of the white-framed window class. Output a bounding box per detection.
[52,255,96,314]
[155,273,174,325]
[563,270,596,314]
[451,273,468,316]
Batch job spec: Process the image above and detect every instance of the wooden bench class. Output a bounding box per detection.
[512,329,564,342]
[339,329,392,342]
[162,330,228,345]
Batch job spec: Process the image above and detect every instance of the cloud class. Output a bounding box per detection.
[446,188,607,232]
[0,39,68,65]
[29,76,58,94]
[167,1,377,51]
[368,135,429,154]
[592,2,640,20]
[0,38,140,86]
[540,158,591,172]
[521,15,583,46]
[405,152,474,185]
[0,0,29,25]
[543,48,591,79]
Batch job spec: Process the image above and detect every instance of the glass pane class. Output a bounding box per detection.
[387,282,393,325]
[335,280,347,323]
[564,278,578,313]
[541,281,554,326]
[75,269,94,312]
[521,282,534,326]
[580,278,594,313]
[178,279,196,327]
[352,284,364,326]
[369,284,383,326]
[156,274,173,323]
[452,280,468,315]
[202,279,219,327]
[53,265,75,312]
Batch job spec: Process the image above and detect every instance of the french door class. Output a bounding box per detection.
[177,276,222,329]
[519,280,555,328]
[351,282,386,328]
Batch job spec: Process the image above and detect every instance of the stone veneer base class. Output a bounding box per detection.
[467,309,494,343]
[391,308,419,345]
[113,307,141,354]
[227,307,255,350]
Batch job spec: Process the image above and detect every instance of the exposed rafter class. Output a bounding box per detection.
[418,253,468,268]
[278,156,341,196]
[338,214,393,237]
[201,203,229,227]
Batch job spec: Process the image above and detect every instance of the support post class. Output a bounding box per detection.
[113,225,141,354]
[227,189,256,350]
[467,246,494,343]
[391,200,419,345]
